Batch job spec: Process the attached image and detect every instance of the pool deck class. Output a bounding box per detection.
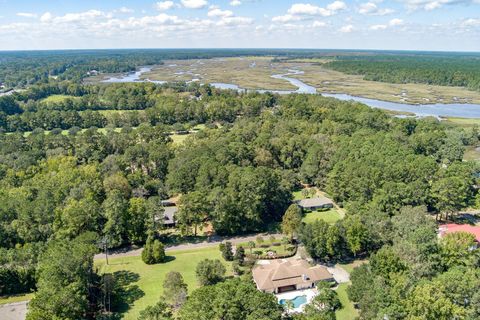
[276,288,318,313]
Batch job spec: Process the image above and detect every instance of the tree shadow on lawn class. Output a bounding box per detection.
[110,270,145,314]
[163,255,176,263]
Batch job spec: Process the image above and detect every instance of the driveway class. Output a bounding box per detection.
[326,265,350,283]
[94,232,283,260]
[0,302,28,320]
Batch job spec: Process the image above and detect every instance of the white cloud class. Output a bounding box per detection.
[339,24,354,32]
[208,8,234,17]
[230,0,242,6]
[181,0,208,9]
[358,2,394,15]
[217,16,253,26]
[312,20,327,27]
[155,1,175,11]
[327,1,347,11]
[370,24,387,30]
[287,2,345,17]
[389,18,403,26]
[399,0,478,11]
[369,18,404,31]
[462,18,480,26]
[272,14,304,23]
[40,12,53,23]
[16,12,37,18]
[273,1,346,24]
[117,7,134,14]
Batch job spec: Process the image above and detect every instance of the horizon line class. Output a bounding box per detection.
[0,47,480,54]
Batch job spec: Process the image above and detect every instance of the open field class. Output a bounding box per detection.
[335,283,358,320]
[338,260,368,275]
[0,293,33,305]
[464,146,480,161]
[40,94,80,104]
[302,209,342,225]
[95,247,232,320]
[444,117,480,128]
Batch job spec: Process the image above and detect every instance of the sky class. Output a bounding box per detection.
[0,0,479,51]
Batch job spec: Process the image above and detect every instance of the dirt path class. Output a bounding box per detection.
[94,232,283,260]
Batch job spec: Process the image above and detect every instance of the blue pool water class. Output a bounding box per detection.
[279,295,307,308]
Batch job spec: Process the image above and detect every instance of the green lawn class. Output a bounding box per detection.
[95,247,232,320]
[40,94,79,104]
[0,292,34,305]
[170,133,192,145]
[338,260,368,274]
[335,283,358,320]
[302,209,342,224]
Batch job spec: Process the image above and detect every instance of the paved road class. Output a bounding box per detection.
[94,232,283,260]
[0,302,27,320]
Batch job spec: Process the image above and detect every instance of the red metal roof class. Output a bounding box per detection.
[439,224,480,242]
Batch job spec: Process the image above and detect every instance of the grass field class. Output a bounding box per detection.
[302,209,342,224]
[95,247,232,320]
[40,94,79,104]
[338,260,368,274]
[335,283,358,320]
[444,117,480,128]
[0,293,34,305]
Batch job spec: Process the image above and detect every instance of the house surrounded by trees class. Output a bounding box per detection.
[296,196,334,211]
[252,260,333,294]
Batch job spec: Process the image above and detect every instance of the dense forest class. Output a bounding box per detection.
[325,54,480,91]
[1,70,480,319]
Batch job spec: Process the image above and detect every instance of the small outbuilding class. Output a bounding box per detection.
[296,196,334,211]
[163,206,177,227]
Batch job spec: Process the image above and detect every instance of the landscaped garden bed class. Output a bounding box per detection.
[235,236,297,259]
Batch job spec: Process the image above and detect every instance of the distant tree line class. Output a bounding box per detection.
[326,55,480,91]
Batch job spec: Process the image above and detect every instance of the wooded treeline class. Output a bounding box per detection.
[326,55,480,91]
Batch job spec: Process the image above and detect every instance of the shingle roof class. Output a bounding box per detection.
[296,196,333,208]
[163,206,177,225]
[252,260,333,291]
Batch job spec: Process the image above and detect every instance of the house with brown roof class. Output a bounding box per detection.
[296,196,334,211]
[252,260,334,294]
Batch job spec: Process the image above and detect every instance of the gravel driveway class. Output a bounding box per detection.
[0,302,28,320]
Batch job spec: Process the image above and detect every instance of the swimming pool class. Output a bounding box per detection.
[279,295,307,308]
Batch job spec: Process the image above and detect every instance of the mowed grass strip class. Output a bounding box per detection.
[302,209,342,225]
[335,283,359,320]
[0,293,34,305]
[40,94,79,103]
[95,247,232,320]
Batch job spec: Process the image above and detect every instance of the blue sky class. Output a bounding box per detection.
[0,0,479,51]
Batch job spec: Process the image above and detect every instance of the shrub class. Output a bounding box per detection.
[219,242,234,261]
[142,235,166,264]
[234,246,245,265]
[195,259,226,286]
